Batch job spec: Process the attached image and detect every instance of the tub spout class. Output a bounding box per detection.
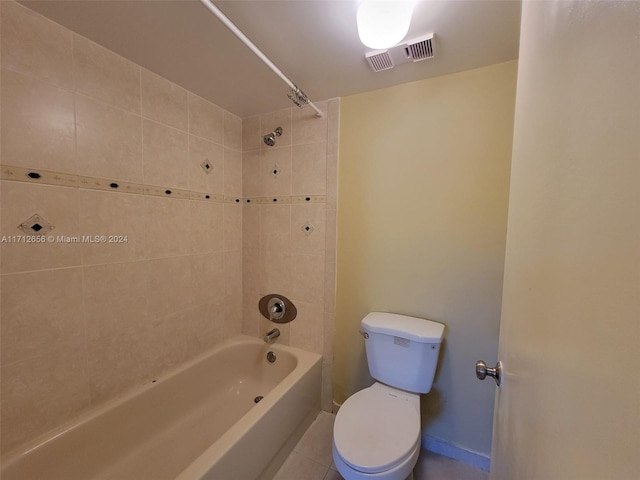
[264,328,280,343]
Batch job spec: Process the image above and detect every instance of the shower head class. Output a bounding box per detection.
[263,126,283,147]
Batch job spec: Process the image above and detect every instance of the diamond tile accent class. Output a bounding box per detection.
[301,221,315,236]
[18,213,54,235]
[200,159,214,174]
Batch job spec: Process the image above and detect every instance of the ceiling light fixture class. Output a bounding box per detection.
[357,0,415,50]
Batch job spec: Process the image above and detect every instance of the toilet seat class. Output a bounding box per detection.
[333,384,421,474]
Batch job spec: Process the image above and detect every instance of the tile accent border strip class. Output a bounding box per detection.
[1,165,325,205]
[242,195,326,205]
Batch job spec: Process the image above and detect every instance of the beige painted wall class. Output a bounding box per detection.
[335,61,517,455]
[0,2,242,453]
[240,100,339,412]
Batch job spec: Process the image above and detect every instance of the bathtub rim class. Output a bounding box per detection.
[175,338,322,479]
[0,335,321,470]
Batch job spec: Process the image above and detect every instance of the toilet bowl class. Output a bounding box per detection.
[333,383,421,480]
[332,312,445,480]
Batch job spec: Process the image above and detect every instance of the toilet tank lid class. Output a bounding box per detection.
[362,312,445,343]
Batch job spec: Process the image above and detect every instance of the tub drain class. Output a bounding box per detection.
[254,396,264,404]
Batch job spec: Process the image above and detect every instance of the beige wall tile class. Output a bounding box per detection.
[291,204,326,255]
[1,1,74,89]
[83,261,153,404]
[325,209,337,253]
[261,251,292,297]
[223,148,242,198]
[79,190,146,265]
[243,253,261,301]
[1,68,76,173]
[147,257,194,319]
[188,93,223,144]
[289,301,324,354]
[0,267,84,366]
[188,135,223,194]
[242,290,261,337]
[190,253,225,306]
[320,312,336,412]
[242,115,260,151]
[224,292,243,335]
[259,205,291,295]
[0,181,81,274]
[242,204,261,254]
[72,34,140,113]
[82,261,149,325]
[323,313,336,371]
[76,94,143,183]
[163,300,230,367]
[260,108,292,148]
[242,205,261,296]
[327,98,340,156]
[261,146,292,197]
[260,204,291,256]
[224,204,242,252]
[292,100,328,145]
[142,119,189,189]
[149,309,191,372]
[225,250,243,297]
[224,111,242,151]
[289,254,325,306]
[324,248,336,314]
[326,154,338,209]
[0,348,91,453]
[141,68,188,131]
[190,200,223,255]
[143,196,190,258]
[292,142,327,195]
[325,207,337,315]
[242,150,262,197]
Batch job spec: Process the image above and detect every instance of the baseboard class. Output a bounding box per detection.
[421,434,491,472]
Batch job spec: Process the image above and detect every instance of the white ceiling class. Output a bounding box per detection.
[21,0,521,118]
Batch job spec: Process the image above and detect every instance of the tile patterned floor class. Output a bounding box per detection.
[274,412,489,480]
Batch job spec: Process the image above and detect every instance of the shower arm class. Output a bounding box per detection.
[198,0,324,118]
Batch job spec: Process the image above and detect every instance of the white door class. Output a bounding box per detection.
[487,2,640,479]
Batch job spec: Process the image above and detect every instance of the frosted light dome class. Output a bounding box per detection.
[357,0,415,50]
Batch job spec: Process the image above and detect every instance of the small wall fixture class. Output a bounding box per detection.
[357,0,415,50]
[258,294,297,324]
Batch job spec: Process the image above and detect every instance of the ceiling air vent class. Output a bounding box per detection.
[366,50,394,72]
[405,34,434,62]
[364,33,434,73]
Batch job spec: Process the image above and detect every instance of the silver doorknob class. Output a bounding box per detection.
[476,360,502,386]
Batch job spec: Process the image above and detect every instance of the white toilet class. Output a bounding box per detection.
[332,312,445,480]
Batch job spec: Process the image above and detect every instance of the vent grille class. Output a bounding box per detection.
[406,34,434,62]
[366,51,394,72]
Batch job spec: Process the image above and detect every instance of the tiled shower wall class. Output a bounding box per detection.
[0,2,243,453]
[241,100,339,412]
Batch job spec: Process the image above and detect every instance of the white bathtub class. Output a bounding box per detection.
[0,335,322,480]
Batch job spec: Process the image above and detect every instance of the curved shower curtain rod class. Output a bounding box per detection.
[199,0,324,118]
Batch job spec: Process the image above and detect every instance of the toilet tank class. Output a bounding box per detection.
[362,312,445,393]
